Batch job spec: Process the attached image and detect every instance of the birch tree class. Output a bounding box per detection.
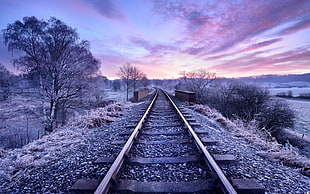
[3,16,100,132]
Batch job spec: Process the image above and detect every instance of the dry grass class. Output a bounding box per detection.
[190,104,310,176]
[69,102,128,128]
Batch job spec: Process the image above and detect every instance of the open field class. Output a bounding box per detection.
[269,87,310,97]
[285,98,310,136]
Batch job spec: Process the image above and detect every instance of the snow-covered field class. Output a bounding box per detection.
[285,98,310,136]
[269,87,310,97]
[258,81,310,97]
[104,89,130,101]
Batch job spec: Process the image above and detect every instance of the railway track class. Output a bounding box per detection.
[71,89,264,193]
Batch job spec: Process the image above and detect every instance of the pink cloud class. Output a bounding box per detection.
[129,37,178,56]
[278,17,310,35]
[209,45,310,76]
[239,38,282,53]
[153,0,310,54]
[205,39,282,61]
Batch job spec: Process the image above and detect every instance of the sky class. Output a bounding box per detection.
[0,0,310,79]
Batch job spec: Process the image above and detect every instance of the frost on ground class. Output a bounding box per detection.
[0,93,44,149]
[0,102,129,185]
[285,98,310,136]
[69,102,129,128]
[190,104,310,176]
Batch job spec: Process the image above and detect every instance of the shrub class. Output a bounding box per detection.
[205,82,269,121]
[256,100,295,134]
[189,104,309,172]
[203,81,294,134]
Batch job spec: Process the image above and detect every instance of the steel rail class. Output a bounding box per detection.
[162,90,237,194]
[94,90,159,194]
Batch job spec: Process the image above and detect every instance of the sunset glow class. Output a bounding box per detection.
[1,0,310,79]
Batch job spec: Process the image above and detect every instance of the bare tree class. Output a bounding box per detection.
[118,63,145,101]
[118,63,132,101]
[131,65,145,92]
[179,68,216,103]
[3,16,100,132]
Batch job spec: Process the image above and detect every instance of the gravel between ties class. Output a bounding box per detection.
[118,162,208,182]
[130,143,198,158]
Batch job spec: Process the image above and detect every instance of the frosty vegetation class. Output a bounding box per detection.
[0,63,13,101]
[190,104,309,175]
[3,16,100,132]
[1,16,150,150]
[69,102,128,128]
[178,69,309,175]
[178,70,295,136]
[0,101,129,181]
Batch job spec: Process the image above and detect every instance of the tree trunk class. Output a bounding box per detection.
[50,100,58,130]
[39,73,50,134]
[61,102,66,126]
[126,84,129,101]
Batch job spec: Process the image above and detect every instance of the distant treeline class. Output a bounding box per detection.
[276,91,310,100]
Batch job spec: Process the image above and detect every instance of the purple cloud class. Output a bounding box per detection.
[278,17,310,35]
[129,37,178,56]
[210,44,310,75]
[240,38,283,52]
[153,0,310,54]
[205,38,282,60]
[84,0,125,21]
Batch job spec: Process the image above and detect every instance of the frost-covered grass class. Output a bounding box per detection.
[0,93,44,149]
[190,104,310,174]
[0,89,131,149]
[69,102,129,128]
[0,125,88,182]
[0,101,129,182]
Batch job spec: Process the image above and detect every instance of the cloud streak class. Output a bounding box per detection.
[129,37,178,56]
[83,0,126,21]
[210,45,310,76]
[278,17,310,35]
[153,0,310,55]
